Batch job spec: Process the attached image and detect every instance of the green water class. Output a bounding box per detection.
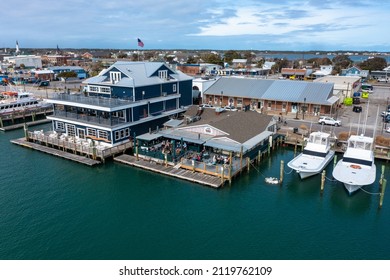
[1,125,389,260]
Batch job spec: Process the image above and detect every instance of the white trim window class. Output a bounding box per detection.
[56,121,65,131]
[66,124,76,136]
[100,86,111,94]
[89,86,99,93]
[158,70,168,80]
[110,71,121,84]
[173,84,177,93]
[98,130,108,140]
[87,128,97,137]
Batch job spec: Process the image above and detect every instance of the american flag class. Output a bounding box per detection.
[137,38,144,48]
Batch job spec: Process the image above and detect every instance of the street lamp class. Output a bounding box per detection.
[302,97,306,120]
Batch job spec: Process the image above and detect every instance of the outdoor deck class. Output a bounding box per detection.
[114,154,227,188]
[11,137,101,166]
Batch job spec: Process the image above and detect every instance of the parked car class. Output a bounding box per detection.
[224,105,238,111]
[199,103,214,108]
[318,116,341,126]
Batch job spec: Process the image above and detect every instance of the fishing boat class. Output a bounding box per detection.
[287,131,335,179]
[0,90,51,114]
[332,135,376,194]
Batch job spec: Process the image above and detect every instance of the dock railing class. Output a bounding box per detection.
[27,131,132,161]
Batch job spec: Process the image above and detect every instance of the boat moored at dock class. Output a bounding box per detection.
[0,90,51,115]
[332,134,376,194]
[287,131,335,179]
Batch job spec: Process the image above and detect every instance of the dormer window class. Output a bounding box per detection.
[110,71,121,84]
[158,70,168,80]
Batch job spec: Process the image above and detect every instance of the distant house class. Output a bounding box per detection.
[176,64,201,76]
[370,66,390,81]
[46,61,193,146]
[33,70,54,81]
[341,66,369,78]
[281,68,312,80]
[312,65,333,77]
[203,77,338,117]
[44,55,68,66]
[49,66,87,79]
[231,59,247,68]
[81,52,93,59]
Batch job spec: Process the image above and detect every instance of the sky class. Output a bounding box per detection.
[2,0,390,51]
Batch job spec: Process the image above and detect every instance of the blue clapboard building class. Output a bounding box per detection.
[47,61,193,146]
[48,66,88,79]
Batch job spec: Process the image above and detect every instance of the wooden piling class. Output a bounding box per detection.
[333,154,337,169]
[294,139,297,156]
[0,117,3,128]
[136,140,139,161]
[240,146,243,171]
[257,150,261,164]
[379,165,385,186]
[221,165,224,186]
[379,178,386,209]
[247,157,250,172]
[320,170,326,194]
[23,123,28,141]
[280,160,284,184]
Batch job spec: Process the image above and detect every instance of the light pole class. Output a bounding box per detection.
[302,97,306,120]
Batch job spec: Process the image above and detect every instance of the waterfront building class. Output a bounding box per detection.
[46,61,193,146]
[48,66,88,79]
[136,105,277,169]
[203,77,339,117]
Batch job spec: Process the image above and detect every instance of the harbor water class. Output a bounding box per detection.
[1,124,390,260]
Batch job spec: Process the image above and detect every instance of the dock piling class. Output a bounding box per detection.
[379,179,387,209]
[280,160,284,184]
[380,165,385,187]
[320,170,326,194]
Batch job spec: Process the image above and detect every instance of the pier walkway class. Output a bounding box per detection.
[114,154,225,188]
[11,137,101,166]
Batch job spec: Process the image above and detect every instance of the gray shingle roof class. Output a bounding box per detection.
[184,106,273,143]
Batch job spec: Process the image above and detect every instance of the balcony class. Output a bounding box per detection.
[51,110,126,127]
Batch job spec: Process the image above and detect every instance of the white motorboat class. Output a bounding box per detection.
[332,135,376,194]
[0,90,51,114]
[287,131,335,179]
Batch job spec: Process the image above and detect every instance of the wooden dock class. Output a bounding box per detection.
[0,108,53,131]
[0,119,51,132]
[114,154,224,188]
[11,137,101,166]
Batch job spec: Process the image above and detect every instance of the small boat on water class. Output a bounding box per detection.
[0,90,51,114]
[332,134,376,194]
[287,131,335,179]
